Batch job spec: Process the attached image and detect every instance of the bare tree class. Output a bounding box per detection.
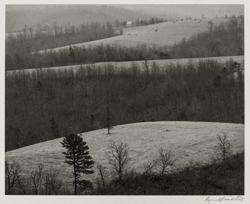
[208,20,214,33]
[96,163,108,190]
[143,159,158,176]
[30,164,44,195]
[107,142,130,182]
[144,60,150,77]
[106,102,112,134]
[5,161,21,194]
[105,83,113,135]
[43,171,63,195]
[156,148,175,176]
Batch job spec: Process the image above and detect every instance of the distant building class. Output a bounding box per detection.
[126,21,132,26]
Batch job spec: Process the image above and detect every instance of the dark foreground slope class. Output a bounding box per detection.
[94,152,244,195]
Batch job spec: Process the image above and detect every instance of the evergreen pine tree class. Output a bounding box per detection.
[61,133,94,194]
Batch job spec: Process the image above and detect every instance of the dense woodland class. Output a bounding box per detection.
[6,60,244,151]
[6,21,118,54]
[5,16,243,70]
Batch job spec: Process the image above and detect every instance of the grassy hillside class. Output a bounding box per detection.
[5,121,244,187]
[6,17,243,71]
[38,18,228,52]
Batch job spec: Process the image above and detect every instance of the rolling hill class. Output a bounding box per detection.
[6,55,244,75]
[117,4,244,19]
[6,121,244,187]
[37,18,229,53]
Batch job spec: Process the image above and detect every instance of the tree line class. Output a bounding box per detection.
[5,60,244,151]
[5,44,169,70]
[5,16,244,70]
[6,21,118,55]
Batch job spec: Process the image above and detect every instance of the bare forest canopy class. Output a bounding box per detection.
[6,60,244,151]
[6,22,120,52]
[5,16,244,71]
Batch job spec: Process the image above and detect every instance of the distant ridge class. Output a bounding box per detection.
[6,4,243,33]
[6,5,150,33]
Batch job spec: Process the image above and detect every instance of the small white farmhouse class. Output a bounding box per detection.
[126,21,132,26]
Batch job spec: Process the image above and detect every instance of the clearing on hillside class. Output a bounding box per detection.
[6,55,244,75]
[37,18,228,53]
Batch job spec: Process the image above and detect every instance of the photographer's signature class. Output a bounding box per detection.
[205,196,244,202]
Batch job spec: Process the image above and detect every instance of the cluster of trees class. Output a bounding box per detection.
[94,134,243,195]
[6,134,244,195]
[133,17,165,26]
[114,17,165,28]
[94,152,244,195]
[5,162,63,195]
[6,60,244,151]
[5,16,244,70]
[6,21,118,56]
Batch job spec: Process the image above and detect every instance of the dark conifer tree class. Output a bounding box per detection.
[61,133,94,194]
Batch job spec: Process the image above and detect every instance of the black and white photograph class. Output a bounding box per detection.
[2,0,248,202]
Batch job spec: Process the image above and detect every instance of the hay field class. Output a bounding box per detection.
[6,121,244,186]
[37,18,228,53]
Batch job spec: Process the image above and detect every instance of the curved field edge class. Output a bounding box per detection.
[6,121,244,185]
[36,18,229,53]
[6,55,244,75]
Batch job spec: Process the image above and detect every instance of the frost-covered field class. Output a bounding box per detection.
[6,55,244,75]
[6,121,244,185]
[37,18,228,53]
